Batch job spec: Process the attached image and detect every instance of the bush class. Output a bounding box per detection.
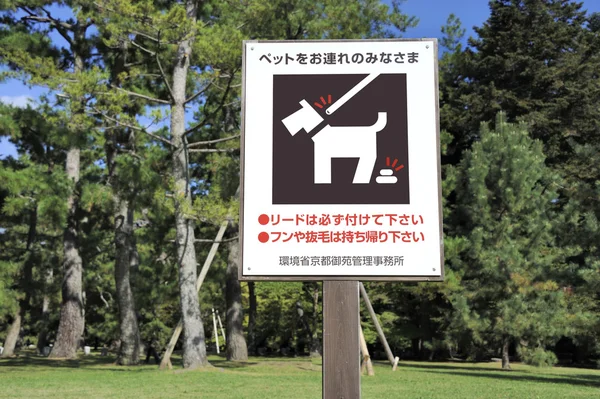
[519,346,558,368]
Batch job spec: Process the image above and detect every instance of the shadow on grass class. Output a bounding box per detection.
[2,352,318,373]
[209,359,259,369]
[296,365,321,372]
[395,362,600,389]
[0,353,167,372]
[0,355,115,369]
[394,362,508,373]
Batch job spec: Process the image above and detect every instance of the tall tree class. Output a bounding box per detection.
[168,0,209,369]
[441,0,600,362]
[451,113,568,369]
[453,0,593,155]
[94,0,233,368]
[0,1,104,358]
[99,33,144,366]
[0,103,69,357]
[92,0,418,368]
[0,189,36,357]
[108,148,142,365]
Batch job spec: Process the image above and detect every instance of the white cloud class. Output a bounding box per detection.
[0,95,34,108]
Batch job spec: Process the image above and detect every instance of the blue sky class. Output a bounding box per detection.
[1,0,600,158]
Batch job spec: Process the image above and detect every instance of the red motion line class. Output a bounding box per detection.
[314,102,323,109]
[395,164,405,171]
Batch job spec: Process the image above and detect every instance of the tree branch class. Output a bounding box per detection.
[132,30,160,42]
[116,147,142,160]
[124,61,145,68]
[184,72,236,136]
[92,108,174,148]
[187,148,237,153]
[110,84,171,105]
[124,73,162,80]
[156,53,175,102]
[20,12,74,46]
[39,6,74,46]
[195,236,238,243]
[184,78,216,104]
[187,134,240,148]
[130,40,156,56]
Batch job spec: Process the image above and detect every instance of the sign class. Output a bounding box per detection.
[240,39,443,281]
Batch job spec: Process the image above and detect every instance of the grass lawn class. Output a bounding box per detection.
[1,351,599,398]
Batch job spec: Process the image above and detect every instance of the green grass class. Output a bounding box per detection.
[1,351,599,398]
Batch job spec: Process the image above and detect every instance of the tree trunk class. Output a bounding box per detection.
[4,205,38,357]
[2,204,39,358]
[50,147,84,359]
[106,34,141,366]
[309,284,321,357]
[502,339,511,370]
[37,267,52,353]
[114,197,141,365]
[247,281,257,355]
[170,0,208,369]
[1,308,22,357]
[225,230,248,361]
[50,39,87,359]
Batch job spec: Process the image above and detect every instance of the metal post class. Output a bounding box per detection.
[323,281,360,399]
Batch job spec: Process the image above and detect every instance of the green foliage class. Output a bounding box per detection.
[519,346,559,368]
[0,260,20,320]
[253,282,303,349]
[440,14,465,53]
[238,0,417,40]
[139,318,171,349]
[438,0,600,363]
[2,0,598,370]
[449,113,568,357]
[439,7,600,245]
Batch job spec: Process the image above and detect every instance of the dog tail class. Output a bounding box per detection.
[371,112,387,132]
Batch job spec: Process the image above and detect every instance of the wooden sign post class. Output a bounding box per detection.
[240,39,443,399]
[323,281,360,398]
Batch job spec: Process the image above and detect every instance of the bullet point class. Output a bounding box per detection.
[258,214,269,225]
[258,232,269,243]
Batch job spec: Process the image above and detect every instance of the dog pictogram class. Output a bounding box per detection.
[272,73,409,205]
[281,74,396,185]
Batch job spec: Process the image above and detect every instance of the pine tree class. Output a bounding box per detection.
[92,0,418,368]
[450,0,598,161]
[439,0,600,362]
[98,31,145,366]
[0,103,69,356]
[451,113,568,369]
[0,1,107,358]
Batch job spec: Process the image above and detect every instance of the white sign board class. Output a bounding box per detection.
[240,39,443,281]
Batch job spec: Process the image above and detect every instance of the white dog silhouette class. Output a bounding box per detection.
[280,73,387,185]
[311,112,387,184]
